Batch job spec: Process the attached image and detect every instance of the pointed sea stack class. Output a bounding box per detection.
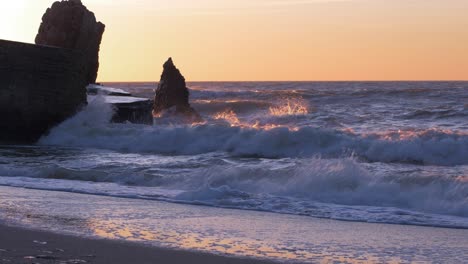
[35,0,105,85]
[153,58,202,122]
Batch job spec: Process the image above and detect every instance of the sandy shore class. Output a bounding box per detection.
[0,224,276,264]
[1,186,467,263]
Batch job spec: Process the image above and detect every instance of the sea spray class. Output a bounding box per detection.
[39,95,115,145]
[40,101,468,165]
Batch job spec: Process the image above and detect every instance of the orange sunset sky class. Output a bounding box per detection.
[1,0,468,81]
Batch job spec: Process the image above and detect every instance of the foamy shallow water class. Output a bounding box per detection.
[1,186,467,263]
[1,145,467,229]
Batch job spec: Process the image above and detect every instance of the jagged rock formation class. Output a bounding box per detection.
[153,58,201,122]
[0,40,88,143]
[35,0,105,85]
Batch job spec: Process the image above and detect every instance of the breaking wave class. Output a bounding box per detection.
[171,159,468,227]
[1,157,467,228]
[39,98,468,166]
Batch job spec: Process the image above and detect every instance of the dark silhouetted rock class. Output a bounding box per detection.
[153,58,201,123]
[0,39,88,143]
[87,84,153,124]
[35,0,105,85]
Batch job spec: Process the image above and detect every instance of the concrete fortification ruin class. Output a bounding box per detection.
[0,0,105,143]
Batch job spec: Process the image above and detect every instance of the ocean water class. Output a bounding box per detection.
[1,81,468,230]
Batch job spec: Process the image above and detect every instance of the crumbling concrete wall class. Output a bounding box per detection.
[0,39,88,143]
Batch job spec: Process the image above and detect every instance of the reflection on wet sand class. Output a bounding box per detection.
[89,220,305,261]
[87,220,410,263]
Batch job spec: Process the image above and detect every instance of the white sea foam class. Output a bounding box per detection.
[172,158,468,218]
[39,98,468,166]
[0,157,467,228]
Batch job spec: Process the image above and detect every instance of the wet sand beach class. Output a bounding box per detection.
[0,224,275,264]
[1,186,468,263]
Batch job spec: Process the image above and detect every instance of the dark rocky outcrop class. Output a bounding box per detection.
[35,0,105,85]
[87,84,153,124]
[0,40,88,143]
[153,58,201,123]
[111,98,154,124]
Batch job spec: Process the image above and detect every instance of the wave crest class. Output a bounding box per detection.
[2,157,466,228]
[38,98,468,166]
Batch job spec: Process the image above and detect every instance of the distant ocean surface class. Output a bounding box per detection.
[1,82,468,228]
